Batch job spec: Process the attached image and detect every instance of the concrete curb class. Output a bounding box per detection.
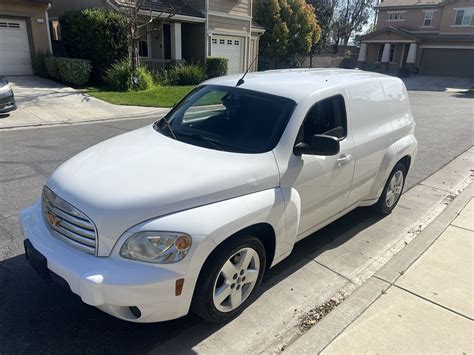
[285,180,474,354]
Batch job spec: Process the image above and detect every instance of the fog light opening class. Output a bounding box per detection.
[129,306,141,318]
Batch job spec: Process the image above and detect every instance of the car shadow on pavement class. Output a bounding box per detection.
[0,207,382,354]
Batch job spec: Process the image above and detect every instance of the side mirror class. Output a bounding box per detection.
[293,134,340,156]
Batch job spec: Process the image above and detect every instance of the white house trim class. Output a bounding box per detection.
[208,29,250,37]
[362,39,417,43]
[419,45,474,49]
[137,9,205,23]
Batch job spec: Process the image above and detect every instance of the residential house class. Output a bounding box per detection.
[358,0,474,77]
[48,0,265,75]
[0,0,53,75]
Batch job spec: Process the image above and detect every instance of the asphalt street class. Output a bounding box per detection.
[0,89,473,353]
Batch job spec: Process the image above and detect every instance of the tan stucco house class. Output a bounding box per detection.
[49,0,265,75]
[358,0,474,77]
[0,0,53,75]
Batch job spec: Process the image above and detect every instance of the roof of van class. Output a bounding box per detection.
[203,69,393,102]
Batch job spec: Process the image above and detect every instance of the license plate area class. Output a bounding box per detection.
[24,239,50,280]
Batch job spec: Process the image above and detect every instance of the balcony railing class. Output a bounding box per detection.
[141,59,186,73]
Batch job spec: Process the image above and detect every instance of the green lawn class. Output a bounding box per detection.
[87,85,195,108]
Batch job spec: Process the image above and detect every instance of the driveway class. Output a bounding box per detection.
[0,76,168,129]
[402,75,474,92]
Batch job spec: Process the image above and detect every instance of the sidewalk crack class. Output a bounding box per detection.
[391,284,473,321]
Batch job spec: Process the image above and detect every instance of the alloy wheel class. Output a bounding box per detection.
[386,170,404,208]
[212,247,260,313]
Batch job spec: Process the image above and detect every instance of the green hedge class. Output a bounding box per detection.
[31,52,51,78]
[206,57,228,78]
[164,64,205,86]
[45,57,92,86]
[105,60,154,91]
[60,9,129,82]
[44,57,60,81]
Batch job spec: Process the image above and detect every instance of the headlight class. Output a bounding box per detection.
[0,84,11,95]
[120,231,192,264]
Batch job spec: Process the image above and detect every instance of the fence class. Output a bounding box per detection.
[141,59,186,73]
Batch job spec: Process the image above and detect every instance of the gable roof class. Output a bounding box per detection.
[359,26,421,41]
[376,0,448,8]
[141,0,204,18]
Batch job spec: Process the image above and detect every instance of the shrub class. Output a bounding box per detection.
[206,57,228,78]
[44,57,60,80]
[166,64,205,85]
[60,9,129,82]
[55,58,92,86]
[105,60,154,91]
[31,51,51,78]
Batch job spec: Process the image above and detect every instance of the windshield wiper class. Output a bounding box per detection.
[175,131,223,151]
[161,117,177,140]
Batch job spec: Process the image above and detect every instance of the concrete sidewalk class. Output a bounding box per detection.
[287,183,474,354]
[0,76,168,129]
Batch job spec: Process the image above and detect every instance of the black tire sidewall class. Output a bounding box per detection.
[192,236,266,323]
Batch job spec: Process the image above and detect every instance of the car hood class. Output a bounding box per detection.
[46,125,280,255]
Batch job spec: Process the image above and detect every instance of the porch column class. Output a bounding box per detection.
[381,43,391,63]
[358,43,367,62]
[170,22,182,60]
[406,43,417,63]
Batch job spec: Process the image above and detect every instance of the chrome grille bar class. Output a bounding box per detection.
[42,186,97,255]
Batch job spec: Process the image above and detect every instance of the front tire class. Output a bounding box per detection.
[374,162,406,215]
[192,236,266,323]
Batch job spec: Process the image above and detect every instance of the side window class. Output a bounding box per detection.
[297,95,347,144]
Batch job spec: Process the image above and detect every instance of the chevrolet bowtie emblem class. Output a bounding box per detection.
[47,211,60,226]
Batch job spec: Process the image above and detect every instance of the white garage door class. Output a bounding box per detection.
[0,18,32,75]
[211,35,243,75]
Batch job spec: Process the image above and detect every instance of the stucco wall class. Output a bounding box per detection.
[439,0,474,33]
[0,2,50,53]
[377,8,442,31]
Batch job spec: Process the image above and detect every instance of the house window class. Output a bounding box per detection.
[234,40,240,45]
[454,9,473,26]
[423,11,434,26]
[139,37,149,58]
[377,44,395,62]
[297,95,347,144]
[212,38,217,44]
[227,39,233,45]
[387,11,405,21]
[219,39,225,44]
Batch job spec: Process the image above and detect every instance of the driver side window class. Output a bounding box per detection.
[297,95,347,144]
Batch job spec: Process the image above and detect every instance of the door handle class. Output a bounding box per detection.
[337,154,352,166]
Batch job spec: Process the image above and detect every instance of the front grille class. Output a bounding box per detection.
[42,186,97,255]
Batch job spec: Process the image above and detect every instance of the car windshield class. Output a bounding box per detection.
[154,85,296,154]
[0,77,8,87]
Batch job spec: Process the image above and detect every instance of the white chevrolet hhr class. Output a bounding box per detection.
[21,69,417,323]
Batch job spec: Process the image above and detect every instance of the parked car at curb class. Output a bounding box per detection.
[0,76,16,114]
[21,69,417,323]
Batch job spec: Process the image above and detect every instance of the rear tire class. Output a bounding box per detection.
[192,235,266,323]
[373,162,406,215]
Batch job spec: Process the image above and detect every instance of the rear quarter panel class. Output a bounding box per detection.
[345,79,395,206]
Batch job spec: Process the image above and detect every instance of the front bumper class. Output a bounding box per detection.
[20,201,193,322]
[0,90,16,113]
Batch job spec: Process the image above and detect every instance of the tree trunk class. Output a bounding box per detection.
[130,23,139,89]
